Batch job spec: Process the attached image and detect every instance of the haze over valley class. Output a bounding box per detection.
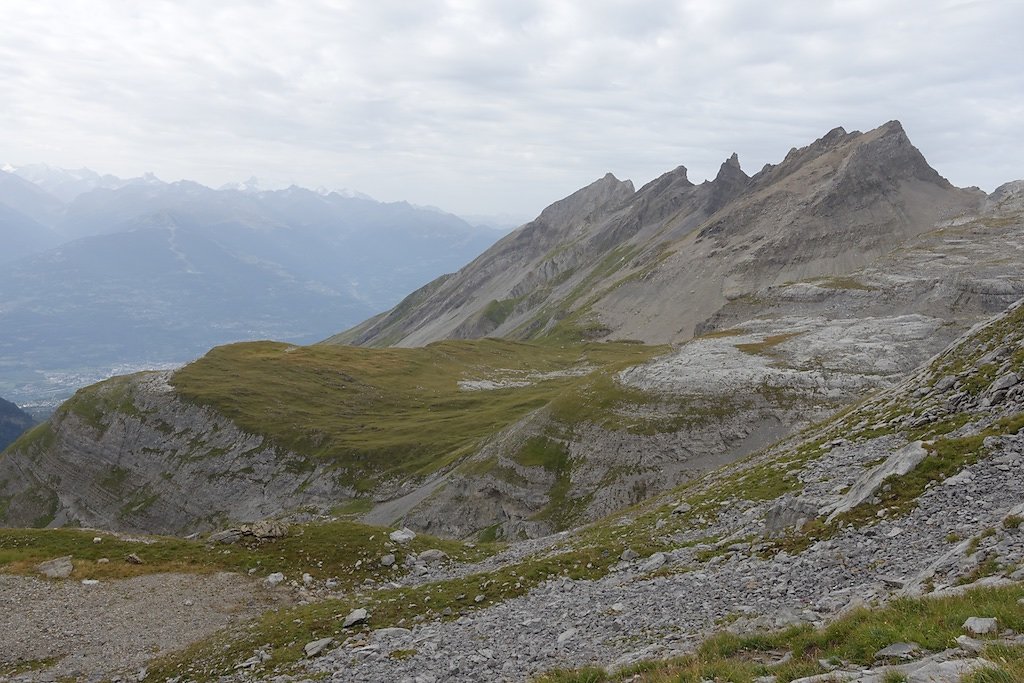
[0,165,505,410]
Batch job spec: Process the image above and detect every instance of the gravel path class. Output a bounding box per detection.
[0,572,287,682]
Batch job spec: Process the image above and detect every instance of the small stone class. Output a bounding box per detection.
[302,573,313,585]
[343,608,369,628]
[557,628,578,644]
[963,617,998,635]
[874,642,919,659]
[97,558,109,564]
[36,556,74,579]
[380,554,396,567]
[81,579,100,586]
[389,528,416,544]
[125,553,144,565]
[620,549,639,561]
[474,594,485,603]
[92,537,103,544]
[265,572,285,587]
[304,637,334,658]
[956,634,985,653]
[671,503,692,515]
[183,599,194,607]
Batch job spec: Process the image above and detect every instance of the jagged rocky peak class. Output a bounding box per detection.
[840,119,953,188]
[534,172,634,228]
[705,152,750,214]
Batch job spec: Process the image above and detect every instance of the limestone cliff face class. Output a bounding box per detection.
[331,121,981,348]
[0,373,351,534]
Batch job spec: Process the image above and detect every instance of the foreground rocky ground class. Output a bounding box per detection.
[0,572,286,681]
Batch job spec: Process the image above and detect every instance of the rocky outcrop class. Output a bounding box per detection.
[0,373,352,534]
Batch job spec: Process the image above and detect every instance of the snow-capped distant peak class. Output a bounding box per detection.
[220,175,264,193]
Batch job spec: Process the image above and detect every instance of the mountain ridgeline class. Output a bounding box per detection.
[2,121,1023,543]
[332,121,978,347]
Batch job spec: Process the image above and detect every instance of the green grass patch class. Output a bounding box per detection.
[480,297,523,327]
[734,332,802,357]
[0,520,491,584]
[169,338,666,484]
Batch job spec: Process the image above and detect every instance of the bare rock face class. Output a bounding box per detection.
[0,373,353,535]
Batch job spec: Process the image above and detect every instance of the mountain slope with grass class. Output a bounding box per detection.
[2,127,1023,543]
[5,292,1014,683]
[333,121,982,348]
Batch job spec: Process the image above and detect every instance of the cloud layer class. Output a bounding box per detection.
[2,0,1021,215]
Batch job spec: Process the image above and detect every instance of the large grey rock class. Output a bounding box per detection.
[826,441,928,521]
[417,549,447,564]
[389,528,416,544]
[36,555,73,579]
[640,552,667,573]
[962,617,998,635]
[304,637,333,658]
[343,608,369,628]
[249,520,289,539]
[209,529,244,544]
[765,495,821,533]
[990,372,1020,393]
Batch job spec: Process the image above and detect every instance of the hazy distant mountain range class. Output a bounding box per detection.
[0,165,506,407]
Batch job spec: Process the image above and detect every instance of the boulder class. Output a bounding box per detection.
[209,529,244,544]
[380,553,396,567]
[962,617,998,635]
[249,520,290,539]
[36,556,74,579]
[640,552,667,573]
[389,528,416,544]
[765,495,821,533]
[343,608,369,628]
[418,549,447,564]
[304,637,334,658]
[265,572,285,587]
[825,441,928,521]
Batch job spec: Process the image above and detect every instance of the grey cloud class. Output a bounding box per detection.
[0,0,1021,215]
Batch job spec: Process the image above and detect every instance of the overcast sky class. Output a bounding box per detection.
[2,1,1021,218]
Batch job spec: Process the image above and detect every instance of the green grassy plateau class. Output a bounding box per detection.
[168,338,667,486]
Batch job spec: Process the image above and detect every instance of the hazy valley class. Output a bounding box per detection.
[0,166,504,411]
